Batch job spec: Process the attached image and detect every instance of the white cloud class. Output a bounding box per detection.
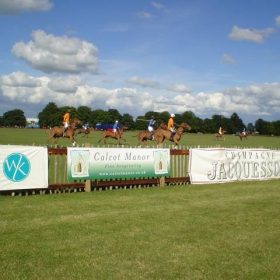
[221,54,235,64]
[228,25,275,43]
[48,76,83,93]
[0,0,53,15]
[1,72,280,122]
[1,72,41,87]
[276,16,280,26]
[12,30,99,74]
[126,76,160,88]
[151,1,168,12]
[136,11,153,19]
[166,84,192,93]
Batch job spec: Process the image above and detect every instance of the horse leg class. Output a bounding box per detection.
[98,135,103,143]
[173,139,179,149]
[143,139,149,147]
[46,134,52,144]
[70,136,76,147]
[54,137,59,145]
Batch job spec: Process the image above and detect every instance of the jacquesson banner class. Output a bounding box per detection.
[0,146,48,190]
[189,148,280,184]
[67,148,170,180]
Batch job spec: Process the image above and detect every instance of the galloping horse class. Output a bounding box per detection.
[98,127,126,145]
[46,118,81,146]
[134,122,167,147]
[155,122,191,149]
[214,130,226,141]
[75,127,93,138]
[239,131,248,141]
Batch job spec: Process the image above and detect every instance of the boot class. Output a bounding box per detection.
[170,132,175,141]
[150,132,154,140]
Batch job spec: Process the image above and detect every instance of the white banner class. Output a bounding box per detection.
[0,146,48,190]
[189,148,280,184]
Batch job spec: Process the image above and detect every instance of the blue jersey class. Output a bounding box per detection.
[148,119,155,126]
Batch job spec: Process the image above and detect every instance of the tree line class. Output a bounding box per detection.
[0,102,279,136]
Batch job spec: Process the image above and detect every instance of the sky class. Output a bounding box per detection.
[0,0,280,125]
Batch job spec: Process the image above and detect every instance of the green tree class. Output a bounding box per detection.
[247,123,254,133]
[272,120,280,136]
[2,109,26,127]
[230,112,245,133]
[77,106,92,125]
[91,109,110,127]
[108,109,122,123]
[122,113,135,129]
[255,119,266,135]
[202,118,216,133]
[135,115,147,130]
[211,114,228,132]
[38,102,60,127]
[181,111,200,133]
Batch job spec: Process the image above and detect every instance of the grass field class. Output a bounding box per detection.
[1,181,279,280]
[1,128,279,279]
[0,127,280,149]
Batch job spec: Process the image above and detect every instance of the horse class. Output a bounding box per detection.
[46,118,81,147]
[75,127,93,138]
[98,127,126,145]
[134,122,167,147]
[155,122,191,149]
[239,131,248,141]
[214,130,226,141]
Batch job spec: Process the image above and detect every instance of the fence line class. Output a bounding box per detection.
[0,146,190,196]
[48,147,190,192]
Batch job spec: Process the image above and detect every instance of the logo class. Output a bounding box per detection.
[3,153,31,182]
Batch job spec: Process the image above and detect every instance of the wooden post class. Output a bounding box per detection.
[84,143,91,192]
[158,143,165,187]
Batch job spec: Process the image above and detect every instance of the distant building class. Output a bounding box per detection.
[26,118,40,129]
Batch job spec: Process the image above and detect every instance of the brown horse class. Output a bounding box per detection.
[214,130,226,141]
[239,132,248,141]
[155,122,191,149]
[75,127,93,138]
[98,127,126,145]
[46,118,81,147]
[134,122,167,147]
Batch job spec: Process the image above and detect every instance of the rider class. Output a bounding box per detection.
[167,113,176,141]
[242,127,246,135]
[83,122,89,131]
[148,116,156,140]
[218,127,223,135]
[113,120,119,136]
[63,110,71,137]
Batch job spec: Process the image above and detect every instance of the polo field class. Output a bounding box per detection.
[0,127,279,279]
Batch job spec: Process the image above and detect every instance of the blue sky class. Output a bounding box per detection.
[0,0,279,124]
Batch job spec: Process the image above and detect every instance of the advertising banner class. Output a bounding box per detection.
[0,146,48,190]
[189,148,280,184]
[67,148,170,180]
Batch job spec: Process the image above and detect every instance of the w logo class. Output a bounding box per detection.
[3,153,31,182]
